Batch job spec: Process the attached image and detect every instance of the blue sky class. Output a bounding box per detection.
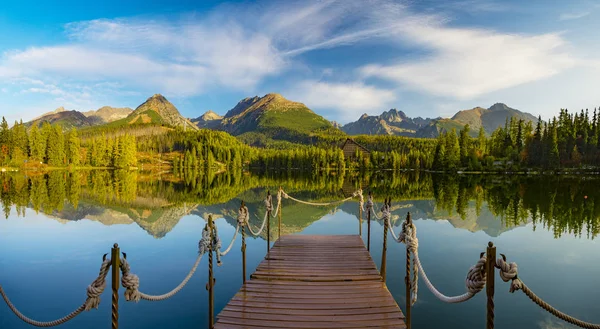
[1,0,600,125]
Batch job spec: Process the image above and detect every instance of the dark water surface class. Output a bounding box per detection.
[1,171,599,329]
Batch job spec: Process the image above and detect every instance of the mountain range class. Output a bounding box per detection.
[25,93,538,141]
[341,109,436,137]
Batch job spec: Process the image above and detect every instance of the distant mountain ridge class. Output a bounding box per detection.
[192,110,223,129]
[340,103,537,138]
[83,106,132,124]
[25,94,197,131]
[26,108,95,129]
[415,103,537,137]
[341,109,436,136]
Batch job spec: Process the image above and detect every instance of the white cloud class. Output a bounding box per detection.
[0,16,285,98]
[361,25,576,100]
[287,80,396,120]
[559,12,590,21]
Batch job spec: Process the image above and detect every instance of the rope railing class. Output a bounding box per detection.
[279,188,362,207]
[119,222,216,302]
[0,256,111,327]
[385,207,487,305]
[496,255,600,329]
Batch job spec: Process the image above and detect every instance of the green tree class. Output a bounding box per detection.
[445,129,461,170]
[66,128,81,166]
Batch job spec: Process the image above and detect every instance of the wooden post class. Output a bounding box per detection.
[241,201,247,284]
[111,243,120,329]
[267,190,271,254]
[405,212,412,329]
[278,186,282,240]
[486,241,496,329]
[367,192,372,252]
[207,215,215,329]
[380,198,389,281]
[358,202,363,236]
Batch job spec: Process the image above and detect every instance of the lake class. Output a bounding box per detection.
[1,170,599,329]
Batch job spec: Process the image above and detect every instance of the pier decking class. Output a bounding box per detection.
[214,235,406,329]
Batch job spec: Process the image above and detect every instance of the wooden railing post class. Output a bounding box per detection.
[367,191,372,252]
[278,186,282,239]
[207,215,215,329]
[405,212,412,329]
[359,201,363,236]
[241,201,247,284]
[380,198,389,281]
[111,243,120,329]
[486,241,496,329]
[267,190,271,254]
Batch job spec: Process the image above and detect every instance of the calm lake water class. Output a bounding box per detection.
[1,170,599,329]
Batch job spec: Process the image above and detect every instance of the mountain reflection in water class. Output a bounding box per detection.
[1,170,598,240]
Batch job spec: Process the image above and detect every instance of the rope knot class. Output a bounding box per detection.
[212,225,223,266]
[199,226,212,255]
[84,258,112,311]
[264,195,273,212]
[465,257,487,294]
[237,206,249,225]
[366,195,374,210]
[496,257,523,293]
[381,204,391,222]
[354,189,364,211]
[119,258,141,302]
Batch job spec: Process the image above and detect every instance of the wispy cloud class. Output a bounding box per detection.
[559,11,590,21]
[433,0,509,14]
[360,21,576,100]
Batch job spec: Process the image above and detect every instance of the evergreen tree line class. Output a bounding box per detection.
[0,117,136,168]
[430,107,600,171]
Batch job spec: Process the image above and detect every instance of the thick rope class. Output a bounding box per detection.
[384,206,402,243]
[246,209,269,237]
[400,219,487,304]
[280,190,354,206]
[496,257,600,329]
[366,195,383,219]
[356,189,364,211]
[218,223,239,257]
[0,258,111,327]
[120,230,211,302]
[265,194,273,213]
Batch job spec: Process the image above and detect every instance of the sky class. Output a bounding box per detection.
[1,0,600,125]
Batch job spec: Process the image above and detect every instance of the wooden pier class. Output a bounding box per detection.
[214,235,406,329]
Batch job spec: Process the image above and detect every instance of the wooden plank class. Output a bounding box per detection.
[214,235,405,329]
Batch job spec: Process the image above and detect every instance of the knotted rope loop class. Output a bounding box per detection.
[211,224,223,266]
[354,189,364,211]
[0,256,112,327]
[119,257,141,302]
[495,256,522,293]
[84,257,112,310]
[237,206,249,226]
[264,194,273,212]
[465,257,487,295]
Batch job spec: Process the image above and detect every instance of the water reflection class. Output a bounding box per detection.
[1,170,599,240]
[2,170,600,329]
